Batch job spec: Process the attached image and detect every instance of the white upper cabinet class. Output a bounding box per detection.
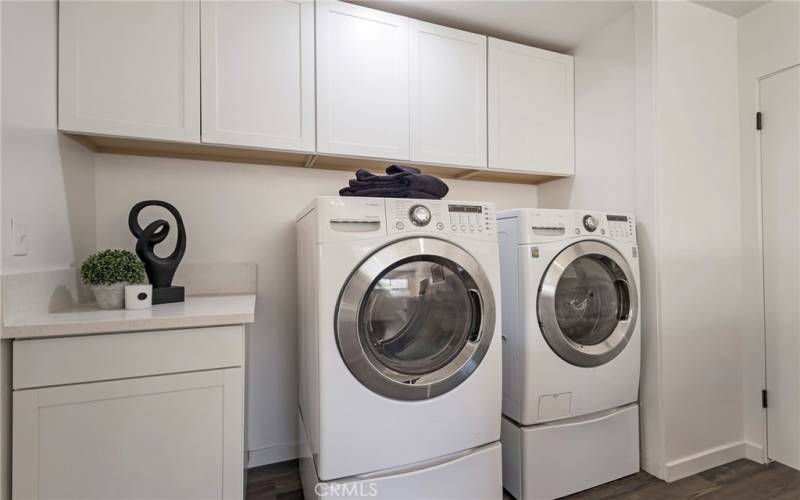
[409,21,487,168]
[56,0,575,179]
[58,1,200,142]
[316,1,410,160]
[488,38,574,174]
[201,0,315,152]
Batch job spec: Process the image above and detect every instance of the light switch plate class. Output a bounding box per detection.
[11,218,29,256]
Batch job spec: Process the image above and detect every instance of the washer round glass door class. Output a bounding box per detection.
[336,237,495,400]
[538,241,638,367]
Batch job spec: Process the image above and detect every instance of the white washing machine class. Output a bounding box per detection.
[497,208,641,500]
[296,196,503,498]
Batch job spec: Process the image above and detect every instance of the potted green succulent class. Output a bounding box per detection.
[80,249,146,309]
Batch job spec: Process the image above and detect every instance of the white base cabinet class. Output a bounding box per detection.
[11,326,245,500]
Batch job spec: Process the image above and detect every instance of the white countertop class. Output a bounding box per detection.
[2,294,256,339]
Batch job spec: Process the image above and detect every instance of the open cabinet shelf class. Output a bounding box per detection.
[64,133,566,186]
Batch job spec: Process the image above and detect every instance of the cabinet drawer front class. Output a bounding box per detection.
[13,326,244,389]
[13,369,243,500]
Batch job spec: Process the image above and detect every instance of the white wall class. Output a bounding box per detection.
[538,8,636,212]
[738,0,800,463]
[1,0,95,274]
[0,0,5,494]
[652,0,742,481]
[542,1,743,481]
[93,154,539,466]
[633,0,663,478]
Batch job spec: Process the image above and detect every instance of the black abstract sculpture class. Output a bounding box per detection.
[128,200,186,305]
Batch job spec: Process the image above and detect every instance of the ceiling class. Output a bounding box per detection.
[692,1,769,18]
[349,1,635,53]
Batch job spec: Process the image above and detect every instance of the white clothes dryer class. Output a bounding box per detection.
[497,208,641,499]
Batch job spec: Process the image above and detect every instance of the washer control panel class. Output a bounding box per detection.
[386,199,495,238]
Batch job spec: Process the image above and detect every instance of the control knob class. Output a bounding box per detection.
[583,215,599,232]
[409,205,432,226]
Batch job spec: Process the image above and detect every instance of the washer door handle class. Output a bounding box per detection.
[468,289,484,343]
[614,279,631,321]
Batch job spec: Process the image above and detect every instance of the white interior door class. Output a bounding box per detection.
[762,64,800,470]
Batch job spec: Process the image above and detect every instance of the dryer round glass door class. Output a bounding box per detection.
[538,241,638,367]
[336,237,495,400]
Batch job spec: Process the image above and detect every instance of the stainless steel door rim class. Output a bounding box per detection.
[538,240,638,367]
[336,237,496,400]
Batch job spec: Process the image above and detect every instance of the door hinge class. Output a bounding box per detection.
[762,389,768,408]
[757,112,763,131]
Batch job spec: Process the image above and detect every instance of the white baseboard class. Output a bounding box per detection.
[744,441,766,463]
[248,441,300,468]
[664,441,747,482]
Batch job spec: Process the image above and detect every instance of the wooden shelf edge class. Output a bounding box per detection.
[62,132,567,186]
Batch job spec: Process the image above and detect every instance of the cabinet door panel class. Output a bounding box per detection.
[58,0,200,142]
[488,38,574,174]
[410,21,487,167]
[13,369,243,500]
[201,0,315,151]
[316,1,409,159]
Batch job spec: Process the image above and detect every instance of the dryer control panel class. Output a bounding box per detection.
[386,199,495,239]
[497,208,637,244]
[570,211,635,242]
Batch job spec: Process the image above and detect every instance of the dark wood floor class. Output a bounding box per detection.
[246,458,800,500]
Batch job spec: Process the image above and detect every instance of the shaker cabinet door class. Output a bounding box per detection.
[58,0,200,142]
[316,1,410,160]
[409,21,487,168]
[12,369,243,500]
[201,0,315,152]
[488,38,574,175]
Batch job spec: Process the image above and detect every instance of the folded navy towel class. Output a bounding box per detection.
[338,186,440,199]
[339,165,449,199]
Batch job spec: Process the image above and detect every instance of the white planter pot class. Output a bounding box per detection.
[92,282,128,310]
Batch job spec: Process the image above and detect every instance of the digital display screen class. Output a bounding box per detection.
[449,205,482,214]
[607,215,628,222]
